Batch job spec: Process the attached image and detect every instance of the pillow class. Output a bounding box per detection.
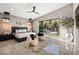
[22,29,27,32]
[16,29,27,33]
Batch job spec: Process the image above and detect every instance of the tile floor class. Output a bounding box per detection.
[0,35,77,55]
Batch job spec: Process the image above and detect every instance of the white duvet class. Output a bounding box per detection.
[15,32,36,38]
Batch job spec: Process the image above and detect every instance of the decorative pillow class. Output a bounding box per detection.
[22,29,27,32]
[16,29,27,33]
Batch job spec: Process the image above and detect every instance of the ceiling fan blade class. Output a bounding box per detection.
[33,6,36,12]
[34,12,39,14]
[27,11,32,13]
[26,6,39,15]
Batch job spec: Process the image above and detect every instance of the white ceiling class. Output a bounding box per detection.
[0,3,70,19]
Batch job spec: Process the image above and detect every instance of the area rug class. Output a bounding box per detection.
[43,44,59,55]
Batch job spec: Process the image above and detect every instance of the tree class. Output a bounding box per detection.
[54,21,59,35]
[61,17,74,42]
[49,20,52,24]
[39,21,44,32]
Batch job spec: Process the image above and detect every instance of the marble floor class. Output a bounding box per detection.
[0,35,77,55]
[0,40,17,48]
[0,39,52,55]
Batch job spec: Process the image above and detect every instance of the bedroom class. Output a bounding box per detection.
[0,3,77,55]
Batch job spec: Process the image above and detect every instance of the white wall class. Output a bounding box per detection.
[0,14,28,27]
[33,4,73,33]
[73,3,78,45]
[73,3,79,54]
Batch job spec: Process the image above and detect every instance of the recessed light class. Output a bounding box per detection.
[10,8,13,11]
[53,4,57,7]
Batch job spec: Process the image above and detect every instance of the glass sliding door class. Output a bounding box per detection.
[39,19,60,34]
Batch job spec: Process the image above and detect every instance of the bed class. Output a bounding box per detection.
[12,27,36,42]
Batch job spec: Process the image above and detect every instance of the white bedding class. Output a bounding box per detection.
[15,32,36,38]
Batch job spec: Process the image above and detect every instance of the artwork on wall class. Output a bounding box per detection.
[2,17,10,23]
[16,21,22,25]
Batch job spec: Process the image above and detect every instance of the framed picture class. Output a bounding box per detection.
[2,17,10,23]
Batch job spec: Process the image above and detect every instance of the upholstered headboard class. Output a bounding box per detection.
[12,27,28,34]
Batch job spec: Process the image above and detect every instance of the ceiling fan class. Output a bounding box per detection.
[26,6,39,15]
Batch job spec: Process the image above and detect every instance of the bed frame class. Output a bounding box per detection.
[12,27,28,42]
